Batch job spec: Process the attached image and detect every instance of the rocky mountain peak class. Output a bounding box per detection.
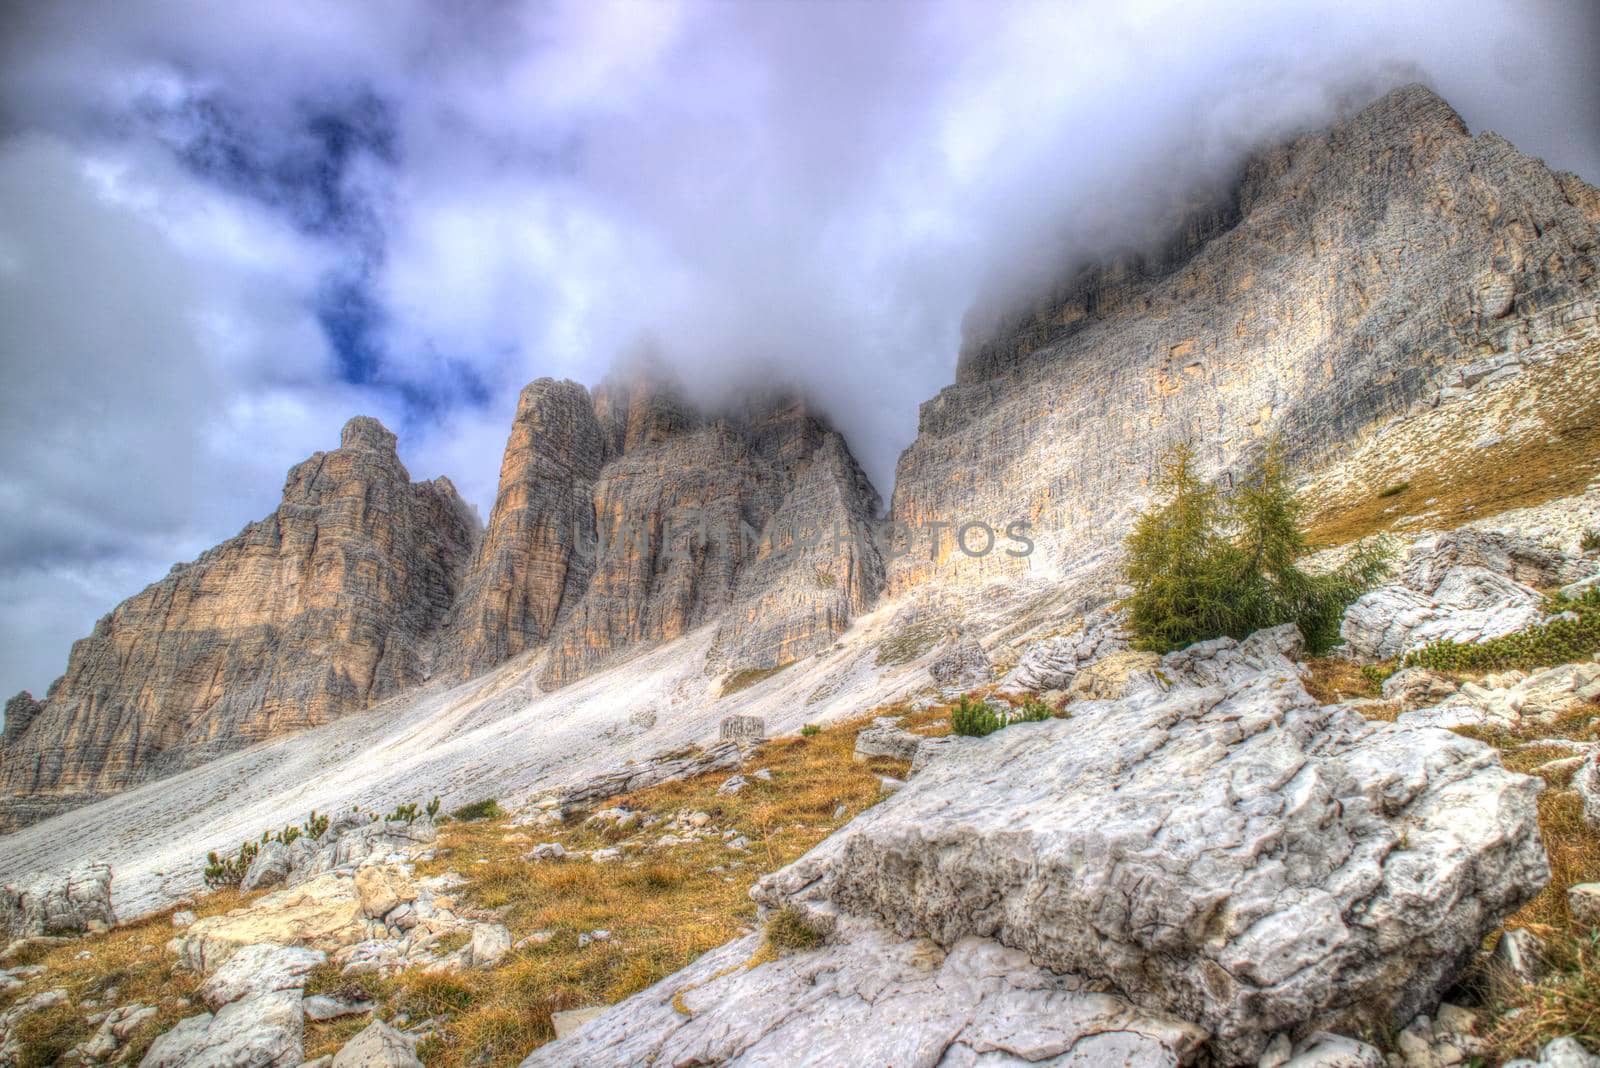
[897,78,1600,594]
[0,419,478,831]
[591,358,699,458]
[338,414,399,454]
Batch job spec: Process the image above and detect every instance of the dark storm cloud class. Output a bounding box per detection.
[1,0,1598,700]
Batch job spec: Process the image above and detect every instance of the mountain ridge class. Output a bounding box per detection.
[3,81,1598,833]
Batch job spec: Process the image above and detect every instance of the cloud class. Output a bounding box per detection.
[0,0,1597,699]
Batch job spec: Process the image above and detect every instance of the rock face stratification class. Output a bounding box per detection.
[0,418,478,830]
[442,379,608,678]
[445,368,885,689]
[890,83,1600,592]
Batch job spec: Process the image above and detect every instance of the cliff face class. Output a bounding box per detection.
[445,372,885,689]
[442,380,608,678]
[890,83,1600,593]
[0,417,478,830]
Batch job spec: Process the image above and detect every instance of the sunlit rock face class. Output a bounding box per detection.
[890,83,1600,594]
[0,417,479,830]
[444,369,885,690]
[442,379,609,678]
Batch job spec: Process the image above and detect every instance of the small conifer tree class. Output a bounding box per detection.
[1124,441,1390,655]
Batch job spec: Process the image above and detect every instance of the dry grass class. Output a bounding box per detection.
[1304,356,1600,548]
[0,887,254,1065]
[1436,698,1600,1060]
[1302,657,1388,704]
[347,711,910,1066]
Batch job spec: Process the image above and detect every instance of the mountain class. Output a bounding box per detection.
[444,365,884,689]
[2,82,1597,841]
[0,418,479,830]
[890,84,1600,594]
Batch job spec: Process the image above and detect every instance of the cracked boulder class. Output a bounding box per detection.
[519,914,1206,1067]
[1001,607,1130,693]
[1340,530,1570,659]
[750,629,1546,1063]
[1,862,115,938]
[927,631,992,689]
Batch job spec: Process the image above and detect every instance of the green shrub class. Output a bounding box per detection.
[1123,442,1392,655]
[950,695,1004,737]
[203,840,259,889]
[1378,482,1411,499]
[1015,698,1055,723]
[450,798,502,822]
[1583,529,1600,553]
[800,723,821,737]
[1361,663,1397,690]
[1403,589,1600,673]
[388,802,421,824]
[426,796,442,820]
[302,809,329,840]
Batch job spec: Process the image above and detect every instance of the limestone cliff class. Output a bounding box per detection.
[442,380,608,678]
[0,417,478,830]
[444,372,885,689]
[891,83,1600,593]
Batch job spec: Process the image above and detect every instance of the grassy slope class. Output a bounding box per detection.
[1303,347,1600,548]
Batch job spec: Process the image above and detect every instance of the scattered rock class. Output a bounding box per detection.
[467,923,512,968]
[1278,1031,1387,1067]
[1065,649,1162,700]
[877,776,905,795]
[1504,1036,1600,1068]
[908,734,976,775]
[541,741,744,810]
[241,840,293,893]
[1382,668,1461,710]
[1342,531,1556,659]
[198,943,326,1008]
[716,776,749,797]
[526,843,567,861]
[1569,884,1600,928]
[140,989,305,1068]
[1001,607,1129,692]
[752,768,772,782]
[718,715,766,747]
[550,1006,608,1039]
[177,872,368,973]
[927,631,992,688]
[750,628,1547,1063]
[852,719,921,763]
[171,910,197,928]
[354,866,417,921]
[584,808,640,833]
[331,1019,422,1068]
[522,916,1205,1067]
[1577,752,1600,829]
[74,1001,157,1061]
[1492,927,1546,986]
[0,988,69,1064]
[304,995,375,1021]
[0,863,115,938]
